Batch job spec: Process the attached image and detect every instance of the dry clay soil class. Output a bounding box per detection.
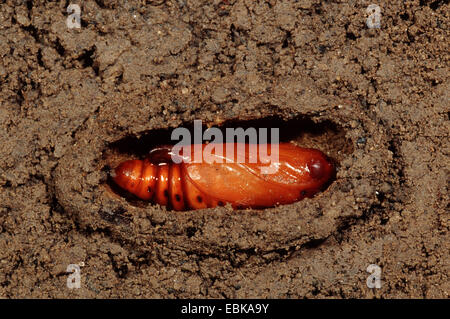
[0,0,448,298]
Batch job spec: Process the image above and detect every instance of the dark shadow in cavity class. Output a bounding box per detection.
[106,117,351,158]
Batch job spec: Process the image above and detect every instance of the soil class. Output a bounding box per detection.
[0,0,448,298]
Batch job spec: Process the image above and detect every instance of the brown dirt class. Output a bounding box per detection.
[0,0,448,298]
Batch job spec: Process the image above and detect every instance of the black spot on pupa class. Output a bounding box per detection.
[175,194,181,202]
[300,190,307,197]
[164,189,169,197]
[218,201,224,206]
[147,186,152,193]
[197,195,203,203]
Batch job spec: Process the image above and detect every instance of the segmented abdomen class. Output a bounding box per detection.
[112,159,218,211]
